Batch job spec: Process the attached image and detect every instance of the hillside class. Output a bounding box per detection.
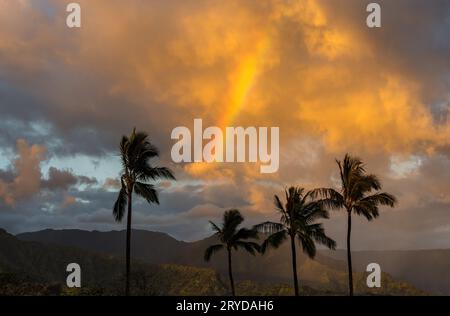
[320,249,450,295]
[16,228,427,295]
[18,229,187,264]
[17,229,347,285]
[0,229,224,295]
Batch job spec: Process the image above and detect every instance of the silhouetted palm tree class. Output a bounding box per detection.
[204,209,260,296]
[255,186,336,296]
[113,128,175,296]
[314,154,397,296]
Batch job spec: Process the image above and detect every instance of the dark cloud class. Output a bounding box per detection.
[78,175,98,186]
[42,167,77,190]
[0,140,100,207]
[0,0,449,248]
[41,167,98,190]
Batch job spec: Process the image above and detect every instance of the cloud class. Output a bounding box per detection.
[78,175,98,186]
[103,177,120,190]
[1,0,449,158]
[61,195,77,208]
[0,139,99,207]
[0,139,46,206]
[43,167,77,191]
[0,0,449,247]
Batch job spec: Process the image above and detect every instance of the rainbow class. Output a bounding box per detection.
[219,35,272,128]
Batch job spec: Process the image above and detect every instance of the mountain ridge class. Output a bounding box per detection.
[1,227,424,295]
[15,228,442,294]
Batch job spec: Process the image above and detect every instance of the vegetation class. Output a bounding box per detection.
[204,209,260,296]
[0,221,428,296]
[254,187,336,296]
[113,128,175,295]
[0,269,426,296]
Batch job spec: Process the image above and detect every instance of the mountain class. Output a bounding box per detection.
[17,228,427,295]
[0,229,225,295]
[18,228,187,264]
[1,228,124,284]
[3,228,420,295]
[16,229,349,285]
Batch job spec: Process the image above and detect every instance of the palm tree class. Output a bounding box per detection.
[204,209,260,296]
[255,186,336,296]
[113,128,175,296]
[314,154,397,296]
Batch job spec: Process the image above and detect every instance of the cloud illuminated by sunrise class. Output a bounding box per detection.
[1,0,450,246]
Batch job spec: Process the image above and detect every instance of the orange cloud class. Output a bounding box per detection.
[61,195,77,208]
[1,0,449,215]
[297,75,450,154]
[3,0,447,155]
[0,139,46,206]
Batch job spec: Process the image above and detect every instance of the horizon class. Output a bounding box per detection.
[6,227,450,252]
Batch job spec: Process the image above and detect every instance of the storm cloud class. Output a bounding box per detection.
[0,0,449,248]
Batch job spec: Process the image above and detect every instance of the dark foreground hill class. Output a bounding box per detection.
[0,228,223,295]
[15,228,427,295]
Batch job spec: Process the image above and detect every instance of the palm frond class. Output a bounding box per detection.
[353,192,396,220]
[137,166,176,181]
[273,195,286,214]
[128,131,150,161]
[113,187,127,222]
[222,209,244,240]
[119,135,129,170]
[338,154,365,196]
[298,233,316,259]
[209,221,222,234]
[349,174,381,200]
[204,244,224,261]
[134,182,159,204]
[302,201,329,223]
[232,227,258,242]
[309,188,344,210]
[234,241,260,255]
[254,221,285,234]
[260,230,287,254]
[307,223,337,250]
[360,192,397,207]
[353,203,379,221]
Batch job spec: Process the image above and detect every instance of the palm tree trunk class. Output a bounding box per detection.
[347,210,353,296]
[290,234,299,296]
[125,191,133,296]
[227,248,235,296]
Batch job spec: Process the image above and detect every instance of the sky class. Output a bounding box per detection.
[0,0,450,250]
